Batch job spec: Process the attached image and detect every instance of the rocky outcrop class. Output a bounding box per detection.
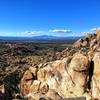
[20,28,100,100]
[73,33,97,49]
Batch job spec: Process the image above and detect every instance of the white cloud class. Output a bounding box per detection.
[49,29,72,33]
[91,28,97,31]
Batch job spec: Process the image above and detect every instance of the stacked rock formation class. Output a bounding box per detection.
[20,28,100,100]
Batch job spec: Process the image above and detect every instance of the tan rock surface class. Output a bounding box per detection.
[92,52,100,99]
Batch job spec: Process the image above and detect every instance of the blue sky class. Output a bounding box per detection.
[0,0,100,37]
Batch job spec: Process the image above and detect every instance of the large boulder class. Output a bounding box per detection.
[37,57,71,91]
[59,53,89,97]
[20,70,33,96]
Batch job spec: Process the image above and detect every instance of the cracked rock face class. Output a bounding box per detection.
[20,53,90,100]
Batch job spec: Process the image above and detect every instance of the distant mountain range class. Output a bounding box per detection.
[0,35,82,43]
[0,35,81,40]
[31,35,81,40]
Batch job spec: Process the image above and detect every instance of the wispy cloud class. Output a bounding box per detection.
[49,29,72,33]
[25,31,43,35]
[15,31,44,37]
[81,32,92,36]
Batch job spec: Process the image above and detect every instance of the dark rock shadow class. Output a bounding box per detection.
[88,60,94,90]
